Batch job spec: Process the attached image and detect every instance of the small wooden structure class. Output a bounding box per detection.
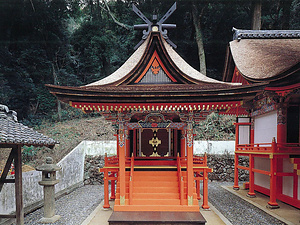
[223,28,300,209]
[46,5,267,224]
[0,105,57,225]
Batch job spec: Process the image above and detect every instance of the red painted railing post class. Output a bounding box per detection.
[202,169,209,209]
[110,173,116,200]
[268,154,280,209]
[103,169,110,208]
[196,178,201,200]
[129,154,134,205]
[233,153,240,190]
[247,154,256,197]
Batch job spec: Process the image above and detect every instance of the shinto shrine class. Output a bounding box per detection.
[223,28,300,209]
[45,3,286,224]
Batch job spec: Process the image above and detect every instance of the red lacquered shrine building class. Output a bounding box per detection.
[223,28,300,209]
[46,6,267,223]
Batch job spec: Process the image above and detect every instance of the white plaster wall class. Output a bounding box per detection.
[254,157,270,189]
[283,176,293,197]
[282,159,294,198]
[83,140,235,156]
[84,140,116,156]
[193,141,235,155]
[56,141,85,193]
[237,117,250,144]
[0,142,86,215]
[254,111,277,144]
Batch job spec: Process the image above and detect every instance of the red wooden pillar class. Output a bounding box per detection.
[247,154,256,197]
[180,129,186,157]
[103,169,110,208]
[110,179,116,200]
[233,123,240,190]
[126,129,130,157]
[250,117,254,144]
[196,179,201,200]
[268,154,279,208]
[202,169,209,209]
[118,117,126,206]
[277,105,287,144]
[186,120,194,206]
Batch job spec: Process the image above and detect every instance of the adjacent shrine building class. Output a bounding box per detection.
[223,28,300,209]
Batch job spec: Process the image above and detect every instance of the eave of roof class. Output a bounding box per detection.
[0,105,58,148]
[230,38,300,81]
[46,82,267,104]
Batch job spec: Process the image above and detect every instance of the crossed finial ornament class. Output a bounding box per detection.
[133,2,177,49]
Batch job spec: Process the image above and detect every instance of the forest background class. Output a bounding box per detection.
[0,0,299,125]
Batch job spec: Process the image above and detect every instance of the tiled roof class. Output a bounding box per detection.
[232,28,300,40]
[0,105,57,147]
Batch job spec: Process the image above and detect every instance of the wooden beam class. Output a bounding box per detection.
[0,179,15,184]
[0,214,17,218]
[0,147,14,192]
[14,145,24,225]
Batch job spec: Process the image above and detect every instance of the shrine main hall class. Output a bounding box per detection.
[47,3,300,225]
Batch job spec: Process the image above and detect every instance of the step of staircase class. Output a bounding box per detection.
[114,170,200,211]
[108,211,206,225]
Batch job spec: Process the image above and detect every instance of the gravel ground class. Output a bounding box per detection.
[21,182,285,225]
[23,185,104,225]
[207,181,286,225]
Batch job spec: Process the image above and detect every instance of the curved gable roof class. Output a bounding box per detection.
[86,32,240,87]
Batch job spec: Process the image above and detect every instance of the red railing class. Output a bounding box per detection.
[236,141,300,153]
[177,155,184,205]
[129,154,134,205]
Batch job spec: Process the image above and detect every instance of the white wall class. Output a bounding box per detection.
[254,111,277,144]
[83,140,236,156]
[237,117,250,144]
[0,142,86,215]
[254,157,270,189]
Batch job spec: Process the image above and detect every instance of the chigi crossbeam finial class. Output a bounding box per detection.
[133,2,177,49]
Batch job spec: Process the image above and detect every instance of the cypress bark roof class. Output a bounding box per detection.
[230,39,300,81]
[0,105,57,147]
[225,29,300,84]
[86,33,240,86]
[47,31,267,111]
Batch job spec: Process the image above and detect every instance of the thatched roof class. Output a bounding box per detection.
[229,29,300,82]
[0,105,57,148]
[86,32,240,86]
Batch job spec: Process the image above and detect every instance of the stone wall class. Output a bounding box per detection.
[207,154,249,182]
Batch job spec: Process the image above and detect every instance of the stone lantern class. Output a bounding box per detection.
[36,157,61,223]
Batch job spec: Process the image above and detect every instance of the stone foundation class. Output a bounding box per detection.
[207,154,249,182]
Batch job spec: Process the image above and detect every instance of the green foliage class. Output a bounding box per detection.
[22,146,38,163]
[195,113,235,141]
[0,0,299,123]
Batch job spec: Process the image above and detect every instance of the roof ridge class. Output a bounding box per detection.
[232,27,300,41]
[0,104,18,122]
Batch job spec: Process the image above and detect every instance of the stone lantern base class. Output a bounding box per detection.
[39,215,61,223]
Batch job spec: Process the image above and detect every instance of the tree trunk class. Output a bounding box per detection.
[52,63,62,121]
[192,3,206,76]
[280,0,292,29]
[251,0,262,30]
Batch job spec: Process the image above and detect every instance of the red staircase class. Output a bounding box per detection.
[114,170,199,211]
